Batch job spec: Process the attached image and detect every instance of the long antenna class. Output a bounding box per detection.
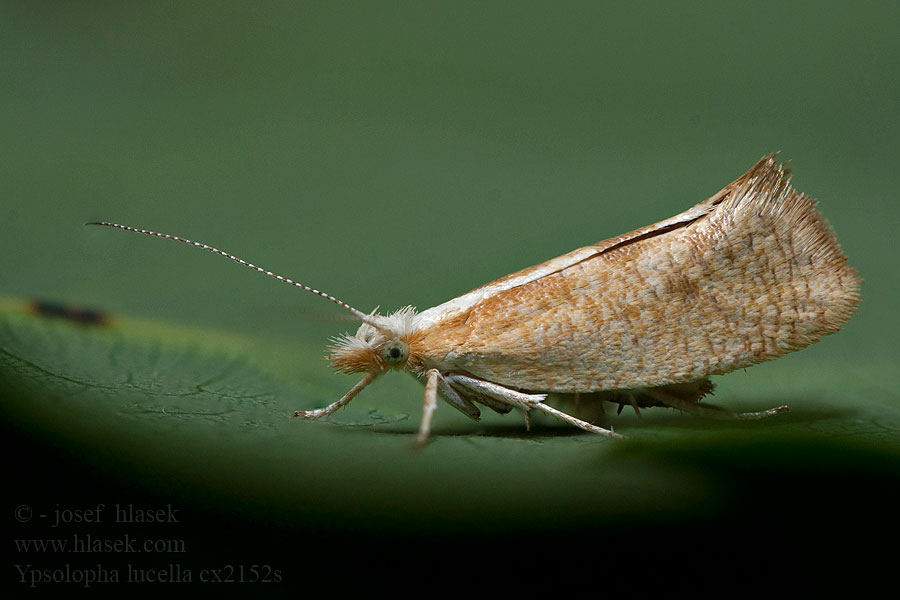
[86,221,379,327]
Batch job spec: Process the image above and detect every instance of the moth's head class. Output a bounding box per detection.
[328,306,422,374]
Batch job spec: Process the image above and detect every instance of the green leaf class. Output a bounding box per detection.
[4,297,899,540]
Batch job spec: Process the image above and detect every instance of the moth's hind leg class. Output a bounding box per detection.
[643,381,789,420]
[444,374,624,439]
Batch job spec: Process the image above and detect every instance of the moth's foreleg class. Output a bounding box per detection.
[293,372,379,419]
[643,387,789,420]
[444,374,624,439]
[415,369,441,447]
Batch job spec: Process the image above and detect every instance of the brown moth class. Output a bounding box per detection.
[90,155,859,444]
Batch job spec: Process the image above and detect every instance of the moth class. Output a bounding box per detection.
[90,155,859,444]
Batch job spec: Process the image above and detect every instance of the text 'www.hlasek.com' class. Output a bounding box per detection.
[12,503,283,587]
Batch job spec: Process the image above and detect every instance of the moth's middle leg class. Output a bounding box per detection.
[415,369,441,447]
[444,374,624,439]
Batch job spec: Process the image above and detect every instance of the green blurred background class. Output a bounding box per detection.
[3,1,898,591]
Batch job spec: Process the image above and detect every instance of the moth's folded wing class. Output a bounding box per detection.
[417,156,859,393]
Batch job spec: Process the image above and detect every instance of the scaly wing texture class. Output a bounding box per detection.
[416,156,860,392]
[411,158,736,332]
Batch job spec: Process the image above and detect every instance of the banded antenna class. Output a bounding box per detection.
[86,221,380,328]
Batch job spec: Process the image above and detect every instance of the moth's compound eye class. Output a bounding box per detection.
[381,340,409,366]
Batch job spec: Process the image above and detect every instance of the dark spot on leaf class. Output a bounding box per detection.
[30,299,109,326]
